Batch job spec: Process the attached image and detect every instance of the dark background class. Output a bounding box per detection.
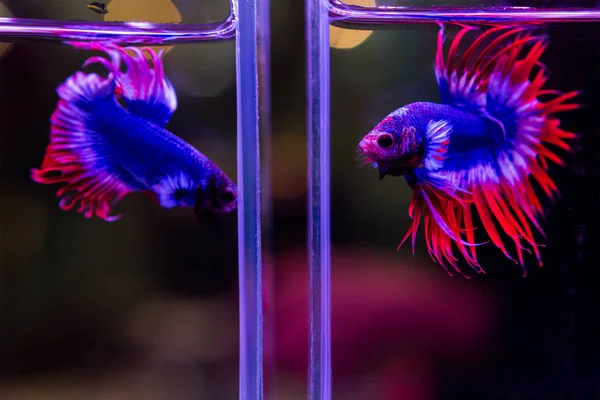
[1,0,598,399]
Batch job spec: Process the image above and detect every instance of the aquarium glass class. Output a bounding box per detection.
[0,0,265,398]
[296,0,600,399]
[2,0,599,399]
[1,0,231,25]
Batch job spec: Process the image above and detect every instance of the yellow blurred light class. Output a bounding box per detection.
[0,2,14,58]
[330,0,375,49]
[104,0,182,56]
[164,42,235,98]
[272,133,307,200]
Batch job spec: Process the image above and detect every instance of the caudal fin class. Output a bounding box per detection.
[32,71,138,221]
[431,23,580,275]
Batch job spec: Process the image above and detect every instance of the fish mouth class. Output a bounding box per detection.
[357,137,414,179]
[357,134,378,156]
[357,135,392,167]
[194,197,238,224]
[358,136,375,154]
[356,143,376,168]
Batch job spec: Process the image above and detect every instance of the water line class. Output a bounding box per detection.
[0,1,235,43]
[307,0,332,399]
[328,0,600,27]
[235,0,263,398]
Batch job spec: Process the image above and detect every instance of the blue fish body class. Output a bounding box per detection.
[377,101,503,166]
[90,96,217,206]
[32,43,237,221]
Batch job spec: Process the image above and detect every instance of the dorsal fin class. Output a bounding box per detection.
[434,23,537,113]
[68,42,178,127]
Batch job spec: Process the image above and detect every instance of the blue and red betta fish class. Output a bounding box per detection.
[358,24,580,276]
[31,42,237,222]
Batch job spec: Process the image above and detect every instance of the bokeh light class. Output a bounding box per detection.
[330,0,375,49]
[105,0,182,55]
[271,133,307,200]
[104,0,233,98]
[163,41,235,98]
[125,298,236,363]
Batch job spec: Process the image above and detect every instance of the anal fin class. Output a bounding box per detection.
[400,169,484,276]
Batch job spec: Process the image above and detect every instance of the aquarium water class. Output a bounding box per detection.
[0,1,598,400]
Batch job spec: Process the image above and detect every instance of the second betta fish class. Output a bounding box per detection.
[32,42,237,222]
[358,24,580,276]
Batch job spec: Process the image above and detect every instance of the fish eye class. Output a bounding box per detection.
[377,133,394,149]
[218,190,235,204]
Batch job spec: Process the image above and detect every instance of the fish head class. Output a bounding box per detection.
[194,170,237,222]
[357,107,424,179]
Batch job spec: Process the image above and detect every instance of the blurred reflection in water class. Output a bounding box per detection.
[268,247,496,400]
[0,244,494,400]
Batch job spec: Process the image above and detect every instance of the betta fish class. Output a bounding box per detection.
[31,42,237,222]
[358,24,580,276]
